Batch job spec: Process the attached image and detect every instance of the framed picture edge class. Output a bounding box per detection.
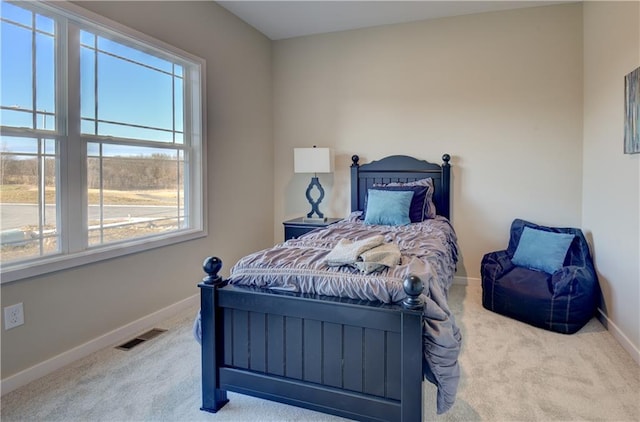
[624,65,640,154]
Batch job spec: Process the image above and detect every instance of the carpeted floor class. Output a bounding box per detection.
[1,283,639,421]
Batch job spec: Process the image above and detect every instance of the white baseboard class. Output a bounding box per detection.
[1,294,199,396]
[596,308,640,365]
[453,275,481,285]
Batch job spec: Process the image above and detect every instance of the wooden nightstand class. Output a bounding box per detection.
[283,217,342,241]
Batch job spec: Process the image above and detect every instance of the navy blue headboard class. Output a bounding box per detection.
[350,154,451,220]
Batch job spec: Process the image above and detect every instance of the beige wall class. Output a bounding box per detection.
[273,4,584,279]
[583,1,640,360]
[1,1,273,378]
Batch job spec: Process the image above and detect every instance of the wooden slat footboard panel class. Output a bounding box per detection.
[223,307,403,400]
[201,284,424,421]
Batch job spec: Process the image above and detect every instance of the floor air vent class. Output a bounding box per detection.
[116,328,167,351]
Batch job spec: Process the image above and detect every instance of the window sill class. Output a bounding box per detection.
[0,229,206,284]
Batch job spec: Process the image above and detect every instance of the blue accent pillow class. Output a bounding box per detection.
[511,227,575,274]
[363,189,413,226]
[362,185,428,223]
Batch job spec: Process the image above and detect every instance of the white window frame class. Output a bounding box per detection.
[0,1,207,283]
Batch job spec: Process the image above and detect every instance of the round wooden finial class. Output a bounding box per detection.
[202,256,223,285]
[402,274,424,310]
[442,154,451,164]
[351,155,360,166]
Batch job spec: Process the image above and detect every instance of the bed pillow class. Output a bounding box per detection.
[363,189,413,226]
[511,227,575,274]
[363,185,428,223]
[377,178,436,219]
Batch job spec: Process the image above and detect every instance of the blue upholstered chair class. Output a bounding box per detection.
[481,219,599,334]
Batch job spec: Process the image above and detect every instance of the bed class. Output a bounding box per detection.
[196,154,460,421]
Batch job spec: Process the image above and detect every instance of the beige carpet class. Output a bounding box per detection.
[1,283,639,421]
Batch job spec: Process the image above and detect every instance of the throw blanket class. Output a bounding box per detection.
[325,235,401,274]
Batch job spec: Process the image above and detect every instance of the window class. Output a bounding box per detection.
[0,1,206,282]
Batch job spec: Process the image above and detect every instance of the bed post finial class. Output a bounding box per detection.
[441,154,451,220]
[202,257,223,285]
[402,274,424,310]
[350,155,360,212]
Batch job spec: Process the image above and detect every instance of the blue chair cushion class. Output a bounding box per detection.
[511,226,575,274]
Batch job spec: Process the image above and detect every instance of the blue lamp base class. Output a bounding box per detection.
[305,176,325,220]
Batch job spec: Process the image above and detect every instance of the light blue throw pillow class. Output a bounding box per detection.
[363,189,413,226]
[511,226,575,274]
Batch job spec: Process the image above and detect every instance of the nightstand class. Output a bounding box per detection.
[283,217,342,241]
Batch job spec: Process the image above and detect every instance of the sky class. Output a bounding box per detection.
[1,1,184,157]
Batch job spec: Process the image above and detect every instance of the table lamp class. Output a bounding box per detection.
[294,146,332,221]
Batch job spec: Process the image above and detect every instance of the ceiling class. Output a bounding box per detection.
[217,1,571,41]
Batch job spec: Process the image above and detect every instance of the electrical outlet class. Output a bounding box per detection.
[4,303,24,330]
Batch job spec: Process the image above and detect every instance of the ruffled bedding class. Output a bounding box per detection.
[224,212,462,414]
[230,213,457,300]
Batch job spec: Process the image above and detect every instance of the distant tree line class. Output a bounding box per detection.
[0,155,55,186]
[1,154,180,190]
[87,154,181,190]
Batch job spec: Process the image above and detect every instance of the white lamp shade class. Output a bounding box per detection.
[294,147,333,173]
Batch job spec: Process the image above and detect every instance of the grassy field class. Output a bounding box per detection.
[0,185,182,206]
